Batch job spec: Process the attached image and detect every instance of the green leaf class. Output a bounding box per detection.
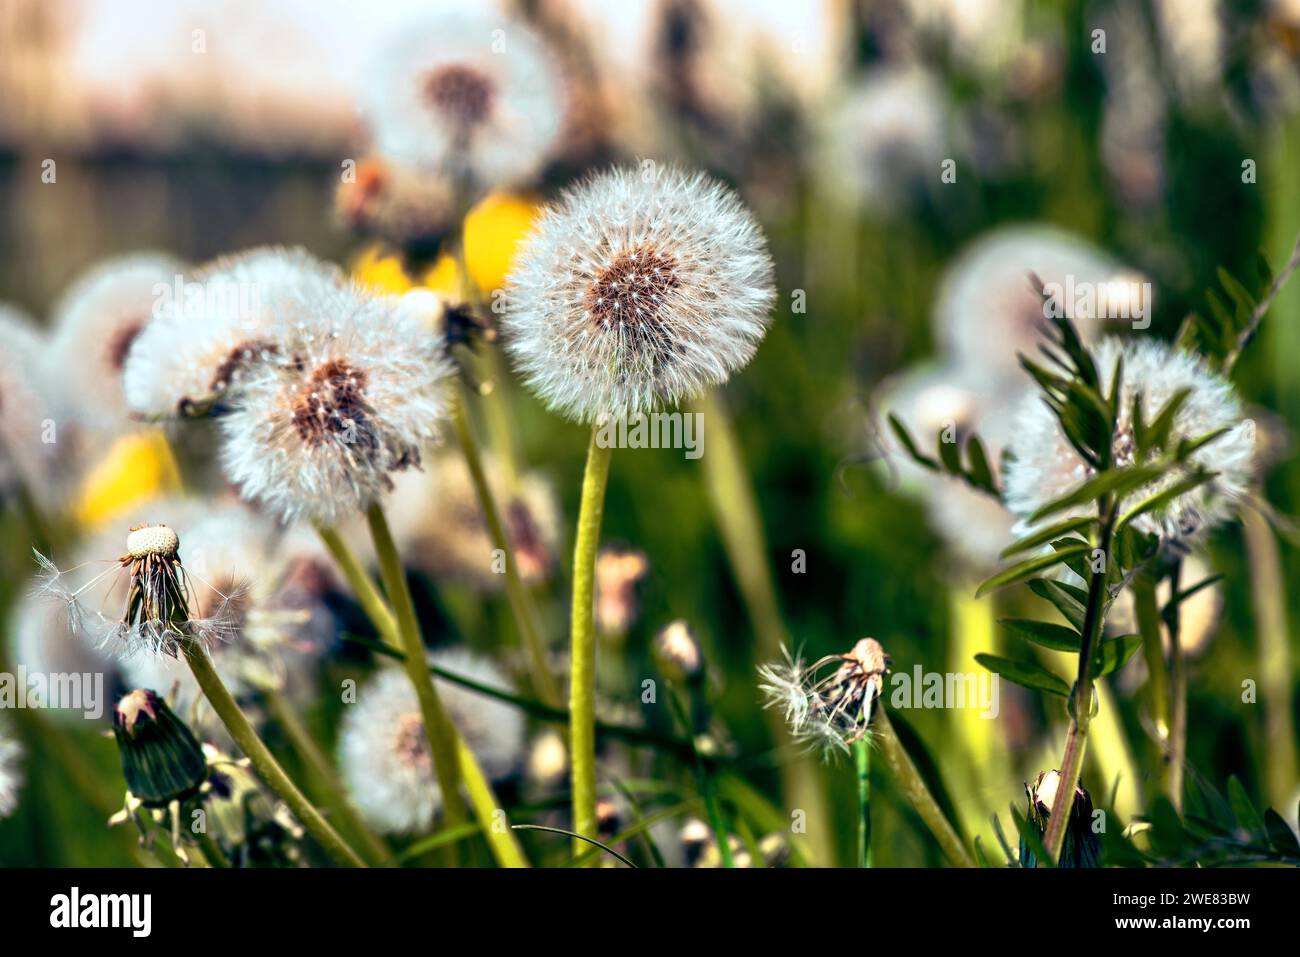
[1000,618,1082,652]
[976,544,1092,598]
[975,654,1070,697]
[1000,516,1096,559]
[1116,471,1217,532]
[1028,463,1167,524]
[964,435,996,494]
[887,413,940,470]
[1091,634,1142,678]
[1227,776,1266,841]
[1027,579,1087,630]
[1264,809,1300,857]
[1142,387,1191,455]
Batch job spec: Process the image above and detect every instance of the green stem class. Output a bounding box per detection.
[196,828,231,868]
[1166,560,1186,815]
[694,390,834,866]
[364,502,530,868]
[365,503,468,831]
[181,643,367,867]
[1042,505,1116,861]
[873,707,972,867]
[1133,572,1171,756]
[1242,504,1299,808]
[569,427,612,859]
[855,737,872,867]
[452,392,562,707]
[315,524,399,641]
[669,688,731,867]
[264,690,393,866]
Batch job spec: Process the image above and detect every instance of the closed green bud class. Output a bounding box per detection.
[112,689,208,808]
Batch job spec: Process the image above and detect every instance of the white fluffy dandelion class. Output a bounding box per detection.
[758,638,890,758]
[335,155,462,251]
[0,724,22,818]
[44,252,188,430]
[0,305,63,504]
[1003,337,1255,544]
[819,66,950,215]
[8,593,119,722]
[360,6,565,189]
[504,166,776,422]
[218,280,454,527]
[123,247,344,419]
[339,649,526,835]
[933,226,1141,381]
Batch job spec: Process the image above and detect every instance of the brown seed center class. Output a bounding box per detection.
[422,64,496,127]
[587,246,681,332]
[108,317,146,371]
[394,712,431,770]
[210,339,280,395]
[291,359,373,447]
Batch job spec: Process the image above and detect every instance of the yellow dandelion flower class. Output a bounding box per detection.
[75,430,182,528]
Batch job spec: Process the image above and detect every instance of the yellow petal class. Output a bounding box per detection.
[351,243,415,295]
[462,192,540,294]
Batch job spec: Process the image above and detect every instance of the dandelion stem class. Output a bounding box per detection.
[854,736,872,868]
[1166,560,1187,814]
[569,426,612,859]
[452,391,562,707]
[1242,504,1299,808]
[1042,503,1116,862]
[1133,572,1170,758]
[694,390,834,865]
[263,690,393,866]
[196,828,231,868]
[365,503,469,831]
[872,707,972,867]
[314,524,399,641]
[180,642,367,867]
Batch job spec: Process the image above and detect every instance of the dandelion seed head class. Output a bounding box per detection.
[218,281,454,527]
[1004,337,1255,545]
[361,7,565,189]
[46,252,188,430]
[0,305,64,503]
[504,166,775,422]
[933,226,1131,382]
[335,156,462,249]
[123,247,344,419]
[340,649,525,834]
[126,524,180,559]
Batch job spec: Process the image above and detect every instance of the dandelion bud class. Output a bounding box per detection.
[1022,769,1101,868]
[112,689,208,808]
[594,547,649,637]
[653,619,703,683]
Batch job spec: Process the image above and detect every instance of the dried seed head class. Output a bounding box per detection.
[654,619,703,682]
[126,524,180,560]
[422,64,496,127]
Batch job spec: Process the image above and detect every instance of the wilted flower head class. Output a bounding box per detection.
[123,247,343,419]
[386,451,560,590]
[45,252,187,430]
[1023,769,1101,868]
[933,226,1139,382]
[1004,337,1254,545]
[0,722,22,818]
[758,638,890,757]
[121,503,333,731]
[218,279,454,526]
[820,66,949,215]
[595,546,650,636]
[361,7,565,190]
[33,521,242,659]
[339,649,525,834]
[504,165,776,422]
[112,688,209,809]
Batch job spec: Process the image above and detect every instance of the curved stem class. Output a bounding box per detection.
[366,503,468,831]
[873,707,972,867]
[181,643,367,868]
[264,690,393,866]
[569,427,612,859]
[452,392,562,707]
